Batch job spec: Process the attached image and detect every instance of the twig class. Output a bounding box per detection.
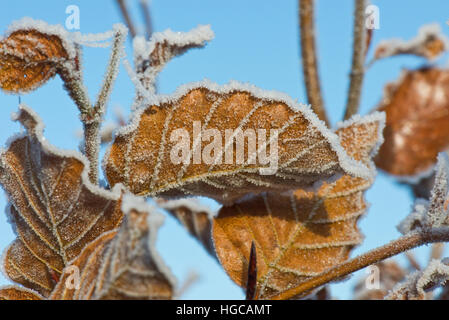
[83,26,127,184]
[343,0,367,120]
[299,0,329,126]
[270,228,449,300]
[405,251,421,270]
[139,0,153,39]
[116,0,137,38]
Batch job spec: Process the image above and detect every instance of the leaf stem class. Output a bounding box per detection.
[116,0,137,39]
[299,0,328,126]
[270,228,449,300]
[343,0,367,120]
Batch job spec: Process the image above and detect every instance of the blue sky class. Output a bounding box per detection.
[0,0,448,299]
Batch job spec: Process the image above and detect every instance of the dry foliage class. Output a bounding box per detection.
[104,85,369,204]
[0,286,43,300]
[212,113,384,299]
[50,195,174,300]
[0,28,73,93]
[375,68,449,176]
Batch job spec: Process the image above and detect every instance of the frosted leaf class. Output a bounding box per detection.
[386,259,449,300]
[50,193,175,300]
[133,25,214,93]
[0,19,76,93]
[157,198,215,257]
[212,113,385,299]
[0,285,43,300]
[397,199,429,235]
[375,68,449,176]
[425,153,449,228]
[104,81,374,204]
[373,23,449,61]
[0,105,125,297]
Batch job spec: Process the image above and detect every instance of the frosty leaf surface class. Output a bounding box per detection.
[0,286,43,300]
[375,68,449,176]
[212,112,385,299]
[104,81,372,204]
[0,18,75,93]
[0,105,124,297]
[50,194,175,300]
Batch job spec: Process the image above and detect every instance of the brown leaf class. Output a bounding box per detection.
[104,82,371,204]
[0,19,75,93]
[50,194,175,300]
[375,68,449,176]
[157,198,215,257]
[212,112,385,299]
[373,24,448,62]
[0,105,124,297]
[0,286,43,300]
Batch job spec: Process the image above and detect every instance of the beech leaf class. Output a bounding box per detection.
[0,18,76,93]
[0,105,124,297]
[50,194,175,300]
[0,286,43,300]
[104,81,372,204]
[375,68,449,176]
[212,112,385,299]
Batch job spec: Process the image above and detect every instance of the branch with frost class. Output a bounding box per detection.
[83,24,127,184]
[298,0,328,125]
[370,23,449,64]
[386,258,449,300]
[343,0,366,120]
[270,153,449,300]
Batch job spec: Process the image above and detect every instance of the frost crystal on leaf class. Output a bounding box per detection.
[386,259,449,300]
[0,105,125,297]
[50,193,175,300]
[104,82,374,204]
[133,25,214,96]
[425,153,449,228]
[212,112,385,299]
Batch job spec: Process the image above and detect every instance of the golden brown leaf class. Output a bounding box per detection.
[0,105,124,297]
[0,19,75,93]
[104,82,371,204]
[375,68,449,176]
[212,112,385,299]
[0,286,43,300]
[50,194,175,300]
[158,198,215,257]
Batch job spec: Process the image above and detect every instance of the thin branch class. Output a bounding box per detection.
[405,251,421,271]
[82,26,126,184]
[270,228,449,300]
[343,0,367,120]
[116,0,137,38]
[139,0,153,39]
[299,0,329,126]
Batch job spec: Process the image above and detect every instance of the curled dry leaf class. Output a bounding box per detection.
[157,198,215,257]
[104,81,372,204]
[0,105,124,297]
[386,259,449,300]
[212,112,385,299]
[373,23,448,62]
[133,25,214,94]
[375,68,449,176]
[0,286,43,300]
[0,18,75,93]
[50,194,175,300]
